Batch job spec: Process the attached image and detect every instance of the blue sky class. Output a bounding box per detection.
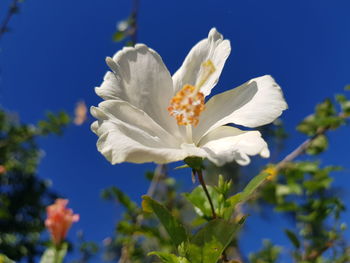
[1,0,350,260]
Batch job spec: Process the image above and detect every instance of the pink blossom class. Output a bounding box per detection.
[45,199,79,245]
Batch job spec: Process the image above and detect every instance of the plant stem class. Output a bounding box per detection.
[195,169,217,219]
[0,0,21,41]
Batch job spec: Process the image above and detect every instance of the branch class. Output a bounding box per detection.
[304,240,334,261]
[275,113,348,172]
[129,0,139,45]
[0,0,21,41]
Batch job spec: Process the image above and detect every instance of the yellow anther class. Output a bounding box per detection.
[168,84,205,126]
[168,60,216,127]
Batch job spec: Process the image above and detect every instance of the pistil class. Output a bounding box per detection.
[186,124,193,143]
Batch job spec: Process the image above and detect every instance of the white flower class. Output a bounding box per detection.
[91,28,287,166]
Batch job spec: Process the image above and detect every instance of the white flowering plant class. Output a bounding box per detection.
[30,27,350,263]
[89,28,289,263]
[86,28,350,263]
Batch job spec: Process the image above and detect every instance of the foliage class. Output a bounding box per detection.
[2,1,350,260]
[249,240,282,263]
[255,94,350,262]
[96,92,350,263]
[0,109,70,262]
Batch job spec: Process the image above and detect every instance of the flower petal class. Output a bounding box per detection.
[91,99,180,148]
[194,75,288,142]
[95,44,181,137]
[92,121,187,164]
[198,126,270,166]
[91,101,207,164]
[172,28,231,96]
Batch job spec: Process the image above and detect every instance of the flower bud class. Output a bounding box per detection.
[45,199,79,245]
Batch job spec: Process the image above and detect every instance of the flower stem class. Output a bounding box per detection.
[195,169,217,219]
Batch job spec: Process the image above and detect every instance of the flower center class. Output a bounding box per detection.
[167,84,205,126]
[168,60,216,127]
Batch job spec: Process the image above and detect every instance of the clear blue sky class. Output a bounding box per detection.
[1,0,350,261]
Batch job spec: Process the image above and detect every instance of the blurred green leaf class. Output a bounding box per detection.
[39,243,67,263]
[249,240,281,263]
[101,186,138,212]
[112,31,125,42]
[148,252,190,263]
[142,196,188,248]
[306,135,328,155]
[0,254,15,263]
[38,111,70,135]
[228,171,269,209]
[284,229,300,249]
[187,218,245,263]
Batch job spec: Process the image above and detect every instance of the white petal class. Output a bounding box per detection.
[91,99,180,148]
[172,28,231,96]
[92,119,190,164]
[198,126,270,166]
[194,75,288,142]
[91,100,208,164]
[95,44,181,137]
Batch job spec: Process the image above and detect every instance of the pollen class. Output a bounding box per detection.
[168,84,205,126]
[168,60,216,126]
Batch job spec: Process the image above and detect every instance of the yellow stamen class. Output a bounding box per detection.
[168,60,216,127]
[167,84,205,126]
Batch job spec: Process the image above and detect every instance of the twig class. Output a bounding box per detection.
[146,164,165,197]
[276,113,348,171]
[128,0,139,45]
[195,169,217,219]
[275,130,324,171]
[0,0,21,41]
[304,240,334,261]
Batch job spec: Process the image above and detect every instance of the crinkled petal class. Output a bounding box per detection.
[172,28,231,96]
[91,99,181,148]
[91,102,207,164]
[91,121,207,164]
[198,126,270,166]
[194,75,288,142]
[95,44,181,138]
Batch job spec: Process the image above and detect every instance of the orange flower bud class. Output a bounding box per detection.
[45,199,79,245]
[0,165,6,174]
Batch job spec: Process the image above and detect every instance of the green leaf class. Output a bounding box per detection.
[183,185,219,218]
[38,111,70,135]
[306,134,328,155]
[187,218,246,263]
[285,229,300,248]
[112,31,125,42]
[228,171,269,209]
[101,187,138,212]
[148,252,190,263]
[142,196,188,248]
[297,115,318,136]
[39,243,68,263]
[174,164,190,170]
[0,254,15,263]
